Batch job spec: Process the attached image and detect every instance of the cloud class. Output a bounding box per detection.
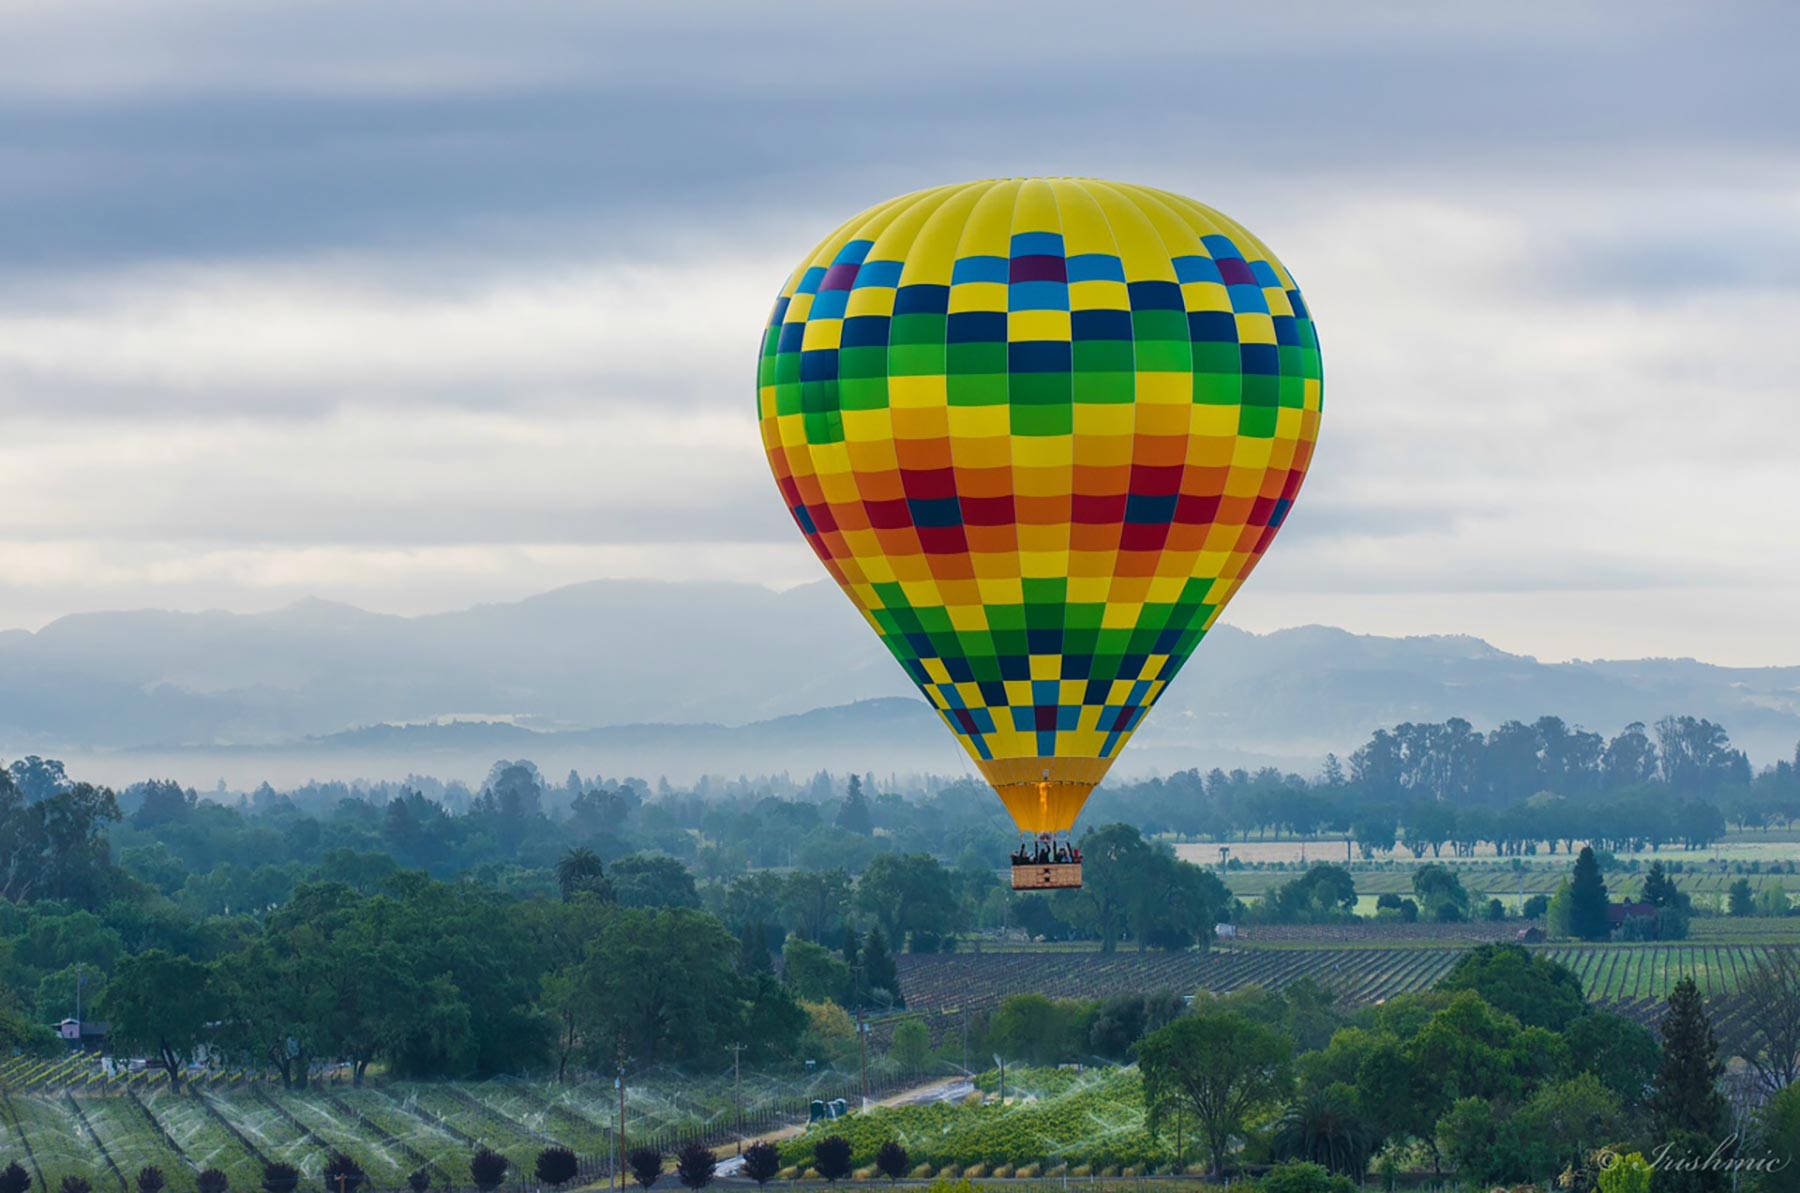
[0,2,1795,669]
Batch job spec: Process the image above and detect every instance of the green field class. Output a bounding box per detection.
[781,1067,1171,1175]
[0,1064,888,1193]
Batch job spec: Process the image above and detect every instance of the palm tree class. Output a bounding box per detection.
[556,847,613,902]
[1272,1087,1379,1180]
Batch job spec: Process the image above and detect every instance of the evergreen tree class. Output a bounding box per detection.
[858,927,902,1007]
[1650,977,1729,1193]
[1728,878,1754,917]
[1641,860,1681,908]
[1569,846,1611,941]
[835,775,873,836]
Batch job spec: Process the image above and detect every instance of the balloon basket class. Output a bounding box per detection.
[1012,862,1082,891]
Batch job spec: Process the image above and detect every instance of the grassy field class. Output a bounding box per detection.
[1172,828,1800,868]
[780,1067,1171,1175]
[0,1064,893,1193]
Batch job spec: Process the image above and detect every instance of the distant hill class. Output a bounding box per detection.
[2,579,1796,788]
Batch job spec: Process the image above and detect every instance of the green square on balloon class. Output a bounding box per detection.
[1011,405,1072,436]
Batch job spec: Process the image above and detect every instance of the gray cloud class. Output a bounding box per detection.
[0,1,1796,667]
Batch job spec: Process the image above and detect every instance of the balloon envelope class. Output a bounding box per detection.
[758,179,1322,833]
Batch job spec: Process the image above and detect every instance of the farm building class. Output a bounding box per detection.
[55,1018,108,1052]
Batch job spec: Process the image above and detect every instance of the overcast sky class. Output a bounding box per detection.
[1,2,1795,666]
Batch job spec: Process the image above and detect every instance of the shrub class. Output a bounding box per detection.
[1260,1160,1358,1193]
[1598,1152,1653,1193]
[406,1172,431,1193]
[322,1154,366,1193]
[675,1144,716,1190]
[741,1143,781,1188]
[470,1148,510,1193]
[628,1147,664,1190]
[262,1164,300,1193]
[198,1171,229,1193]
[2,1165,35,1193]
[813,1137,854,1184]
[60,1180,93,1193]
[137,1168,167,1193]
[875,1142,909,1183]
[536,1148,580,1190]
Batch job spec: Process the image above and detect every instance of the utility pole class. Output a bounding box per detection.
[857,1016,869,1108]
[727,1042,746,1154]
[615,1049,628,1193]
[959,1008,968,1076]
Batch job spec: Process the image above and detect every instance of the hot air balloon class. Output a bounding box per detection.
[758,179,1322,888]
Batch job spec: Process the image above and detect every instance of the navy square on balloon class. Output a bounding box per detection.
[893,284,950,316]
[1073,309,1133,341]
[1125,494,1178,525]
[1128,281,1183,311]
[907,497,963,529]
[1188,311,1237,343]
[948,311,1007,343]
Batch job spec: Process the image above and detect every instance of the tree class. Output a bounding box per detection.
[836,775,873,835]
[856,855,957,954]
[198,1173,229,1193]
[741,1143,781,1188]
[555,847,613,903]
[1563,1010,1661,1107]
[1730,878,1756,916]
[470,1149,509,1193]
[874,1142,909,1183]
[988,995,1087,1067]
[1273,1086,1377,1179]
[1,1167,35,1193]
[1436,943,1587,1032]
[890,1019,930,1071]
[1074,823,1154,951]
[1569,847,1611,941]
[406,1172,429,1193]
[136,1169,166,1193]
[812,1137,853,1184]
[782,938,851,1004]
[101,949,217,1088]
[609,855,700,909]
[1755,1084,1800,1193]
[1651,978,1729,1192]
[261,1165,299,1193]
[627,1149,663,1190]
[1351,813,1396,860]
[536,1148,580,1190]
[1139,1010,1294,1176]
[675,1144,716,1191]
[60,1180,93,1193]
[1598,1153,1654,1193]
[1411,865,1470,923]
[1739,949,1800,1094]
[1435,1096,1521,1184]
[856,927,902,1005]
[1510,1073,1623,1180]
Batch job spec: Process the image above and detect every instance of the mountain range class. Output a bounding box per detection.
[2,579,1796,789]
